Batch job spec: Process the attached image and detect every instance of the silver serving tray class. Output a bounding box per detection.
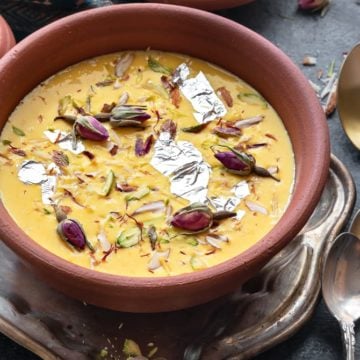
[0,154,355,360]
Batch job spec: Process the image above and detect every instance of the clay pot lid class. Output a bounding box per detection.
[145,0,254,11]
[0,16,15,58]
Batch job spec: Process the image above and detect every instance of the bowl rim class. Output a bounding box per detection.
[145,0,255,11]
[0,4,330,290]
[0,16,16,58]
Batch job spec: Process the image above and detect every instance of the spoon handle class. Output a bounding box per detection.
[340,321,356,360]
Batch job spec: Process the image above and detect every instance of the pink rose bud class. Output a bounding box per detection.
[171,203,213,233]
[214,150,254,175]
[212,145,279,181]
[57,219,86,250]
[75,116,109,141]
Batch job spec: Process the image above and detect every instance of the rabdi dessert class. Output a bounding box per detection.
[0,51,294,277]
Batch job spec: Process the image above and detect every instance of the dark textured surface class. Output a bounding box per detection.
[1,0,360,359]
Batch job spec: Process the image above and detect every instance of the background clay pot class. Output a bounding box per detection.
[0,4,330,313]
[145,0,254,11]
[0,16,15,58]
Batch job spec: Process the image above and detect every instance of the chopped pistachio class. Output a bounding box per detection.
[181,123,208,133]
[147,56,172,75]
[159,238,170,244]
[2,140,11,146]
[237,92,268,109]
[100,170,115,196]
[190,255,207,270]
[123,339,142,357]
[117,228,141,248]
[58,95,74,116]
[43,208,51,215]
[125,186,150,202]
[12,126,25,137]
[186,237,199,246]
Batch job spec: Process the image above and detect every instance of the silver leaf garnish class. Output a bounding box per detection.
[41,176,57,205]
[207,196,240,212]
[44,130,85,155]
[151,132,211,204]
[208,181,250,213]
[232,180,250,199]
[172,63,190,86]
[18,161,47,185]
[172,63,227,123]
[18,160,58,205]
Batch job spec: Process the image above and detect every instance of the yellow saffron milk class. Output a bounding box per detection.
[0,51,294,276]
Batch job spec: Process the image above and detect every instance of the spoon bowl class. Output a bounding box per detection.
[322,231,360,359]
[338,43,360,150]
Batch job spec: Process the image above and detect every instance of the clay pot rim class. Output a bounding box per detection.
[0,16,16,58]
[144,0,254,11]
[0,4,329,289]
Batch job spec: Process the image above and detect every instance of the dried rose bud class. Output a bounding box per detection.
[214,150,254,175]
[171,203,213,233]
[57,219,86,250]
[75,116,109,141]
[298,0,329,11]
[212,145,279,181]
[110,105,151,128]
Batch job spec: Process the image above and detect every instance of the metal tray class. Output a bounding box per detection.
[0,154,355,360]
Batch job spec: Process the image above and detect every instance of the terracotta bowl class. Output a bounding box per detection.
[0,16,15,58]
[0,4,330,313]
[145,0,254,11]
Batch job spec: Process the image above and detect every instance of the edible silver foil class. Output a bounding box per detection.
[41,176,57,205]
[172,63,227,123]
[151,132,211,204]
[18,161,47,184]
[232,180,251,199]
[44,130,85,155]
[18,160,58,205]
[208,180,250,218]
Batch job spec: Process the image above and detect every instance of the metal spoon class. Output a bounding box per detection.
[322,212,360,359]
[338,43,360,149]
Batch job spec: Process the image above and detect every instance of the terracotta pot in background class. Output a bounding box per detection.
[0,4,330,313]
[0,16,15,58]
[145,0,254,10]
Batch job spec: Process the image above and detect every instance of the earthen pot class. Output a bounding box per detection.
[0,4,330,313]
[0,16,15,58]
[145,0,254,10]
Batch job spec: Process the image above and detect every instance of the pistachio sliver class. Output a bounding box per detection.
[237,92,268,109]
[147,56,172,75]
[181,123,208,133]
[100,170,115,196]
[12,126,25,137]
[190,255,207,270]
[125,186,150,202]
[186,237,199,246]
[123,339,142,357]
[116,227,141,248]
